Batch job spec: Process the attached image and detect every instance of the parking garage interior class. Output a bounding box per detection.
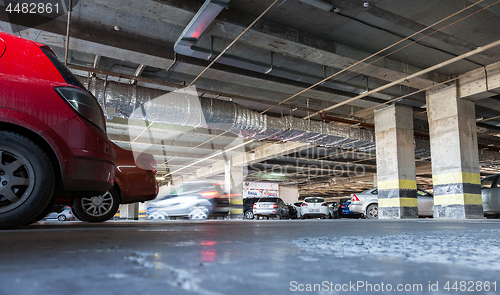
[2,0,500,294]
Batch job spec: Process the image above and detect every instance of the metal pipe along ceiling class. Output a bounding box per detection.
[173,0,384,102]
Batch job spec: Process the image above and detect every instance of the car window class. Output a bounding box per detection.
[481,176,497,189]
[372,189,378,194]
[40,47,86,89]
[304,198,324,203]
[258,197,278,203]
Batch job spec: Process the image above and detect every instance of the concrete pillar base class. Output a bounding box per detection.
[378,188,418,219]
[379,207,418,219]
[434,204,484,219]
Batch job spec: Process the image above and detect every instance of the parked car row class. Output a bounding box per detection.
[349,174,500,219]
[0,32,158,228]
[243,197,343,220]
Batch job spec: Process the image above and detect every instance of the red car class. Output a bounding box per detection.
[0,32,116,228]
[70,143,159,222]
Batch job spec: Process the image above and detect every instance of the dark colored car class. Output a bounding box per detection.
[69,143,159,222]
[0,32,116,228]
[243,197,261,219]
[338,198,362,218]
[287,204,298,219]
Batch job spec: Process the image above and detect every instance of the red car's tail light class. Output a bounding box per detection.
[273,203,278,209]
[201,191,219,198]
[302,203,308,206]
[54,86,106,133]
[253,203,257,208]
[352,194,360,202]
[138,157,157,175]
[321,203,328,206]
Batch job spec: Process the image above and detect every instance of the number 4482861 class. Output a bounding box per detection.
[444,281,496,292]
[6,2,59,14]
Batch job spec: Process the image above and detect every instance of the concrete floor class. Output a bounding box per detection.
[1,219,500,295]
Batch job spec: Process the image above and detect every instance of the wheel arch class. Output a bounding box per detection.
[0,122,63,190]
[365,202,378,214]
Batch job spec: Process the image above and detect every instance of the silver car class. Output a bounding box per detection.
[253,197,288,220]
[45,206,74,222]
[481,174,500,218]
[349,188,434,219]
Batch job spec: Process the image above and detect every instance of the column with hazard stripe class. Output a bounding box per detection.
[375,104,418,219]
[427,85,483,219]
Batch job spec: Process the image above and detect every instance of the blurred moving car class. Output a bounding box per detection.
[45,206,74,222]
[70,144,158,222]
[253,197,289,220]
[481,174,500,218]
[338,198,362,218]
[0,32,116,228]
[349,188,434,219]
[243,197,260,220]
[300,197,330,219]
[147,181,229,220]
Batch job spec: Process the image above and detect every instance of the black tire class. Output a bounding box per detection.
[58,214,66,221]
[24,198,59,225]
[244,210,254,220]
[365,204,378,219]
[0,131,55,229]
[71,187,120,222]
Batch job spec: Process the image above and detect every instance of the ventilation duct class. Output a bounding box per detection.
[91,79,375,150]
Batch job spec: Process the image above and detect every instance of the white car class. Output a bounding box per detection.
[349,188,434,219]
[300,197,330,219]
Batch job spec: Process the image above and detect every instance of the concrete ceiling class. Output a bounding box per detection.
[2,0,500,197]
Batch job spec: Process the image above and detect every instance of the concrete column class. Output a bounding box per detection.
[375,104,418,219]
[225,159,244,219]
[119,203,139,220]
[427,85,483,219]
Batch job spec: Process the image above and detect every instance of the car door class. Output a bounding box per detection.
[481,175,499,213]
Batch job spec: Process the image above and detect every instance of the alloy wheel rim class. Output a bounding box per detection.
[80,191,114,217]
[369,207,378,218]
[0,149,35,213]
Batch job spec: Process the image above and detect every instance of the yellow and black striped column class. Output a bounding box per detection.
[378,179,418,218]
[432,172,483,218]
[375,104,418,219]
[427,85,484,219]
